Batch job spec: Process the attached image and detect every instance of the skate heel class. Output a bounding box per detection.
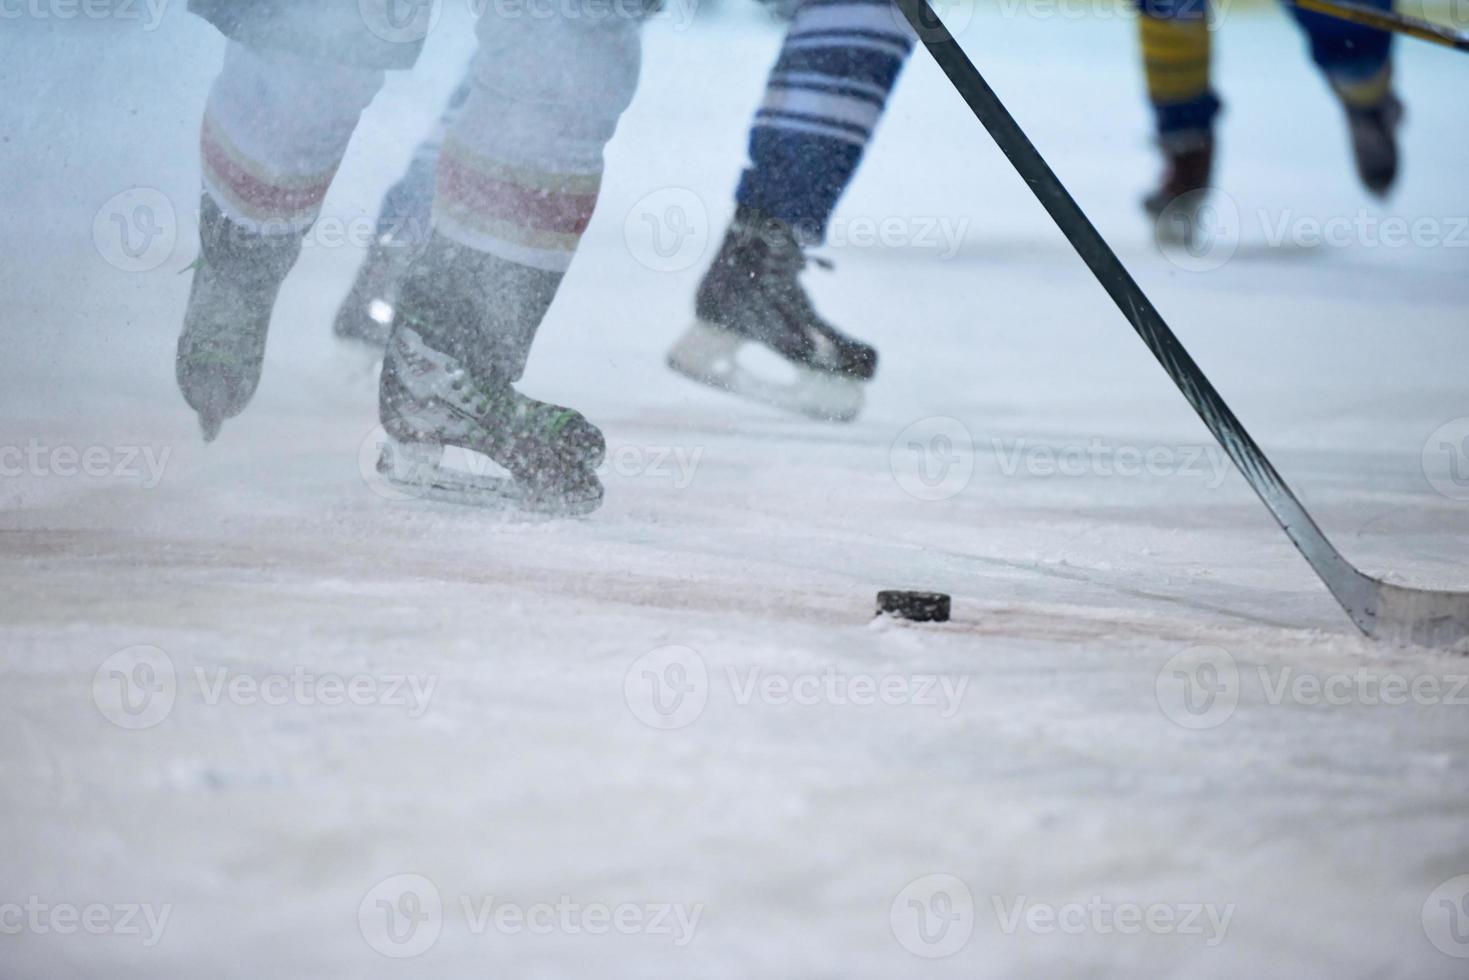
[376,438,443,489]
[666,320,743,387]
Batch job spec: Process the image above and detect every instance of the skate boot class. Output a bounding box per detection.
[667,206,876,423]
[1343,91,1403,198]
[1143,135,1215,245]
[176,196,304,441]
[332,232,420,354]
[376,235,605,516]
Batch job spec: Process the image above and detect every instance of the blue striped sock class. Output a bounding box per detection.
[736,0,913,241]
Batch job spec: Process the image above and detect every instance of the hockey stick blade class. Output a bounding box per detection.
[893,0,1469,649]
[1290,0,1469,54]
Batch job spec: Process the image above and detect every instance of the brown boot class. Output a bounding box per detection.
[1143,135,1216,220]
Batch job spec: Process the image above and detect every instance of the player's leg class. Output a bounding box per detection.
[1135,0,1220,222]
[1285,0,1401,194]
[377,7,644,514]
[177,40,386,439]
[668,0,913,423]
[333,79,472,352]
[732,0,911,243]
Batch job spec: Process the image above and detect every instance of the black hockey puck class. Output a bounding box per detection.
[875,590,951,623]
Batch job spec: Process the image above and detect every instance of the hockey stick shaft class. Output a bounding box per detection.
[1290,0,1469,53]
[891,0,1378,629]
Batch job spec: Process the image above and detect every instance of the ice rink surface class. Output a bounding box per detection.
[2,2,1468,976]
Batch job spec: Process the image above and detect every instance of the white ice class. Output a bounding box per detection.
[2,3,1468,977]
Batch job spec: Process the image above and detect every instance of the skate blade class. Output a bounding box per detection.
[376,439,601,518]
[667,321,865,423]
[377,439,523,509]
[1152,218,1195,248]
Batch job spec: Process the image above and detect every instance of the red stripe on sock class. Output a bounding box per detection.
[436,154,598,237]
[201,124,335,220]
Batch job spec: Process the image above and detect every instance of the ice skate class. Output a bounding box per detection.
[332,233,419,355]
[1344,91,1403,198]
[1143,136,1215,247]
[667,207,876,423]
[175,196,303,441]
[376,235,605,516]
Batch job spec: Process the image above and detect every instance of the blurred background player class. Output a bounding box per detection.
[1138,0,1403,222]
[334,0,915,423]
[176,0,648,513]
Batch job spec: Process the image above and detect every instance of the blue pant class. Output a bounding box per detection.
[734,0,913,240]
